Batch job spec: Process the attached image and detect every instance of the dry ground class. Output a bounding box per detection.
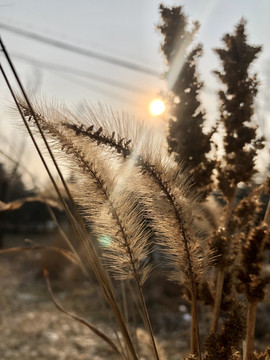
[1,232,270,360]
[0,233,190,360]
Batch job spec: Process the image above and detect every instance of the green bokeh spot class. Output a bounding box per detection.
[99,235,112,247]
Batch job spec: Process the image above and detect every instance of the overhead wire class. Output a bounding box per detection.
[0,22,163,105]
[11,52,149,94]
[0,22,161,77]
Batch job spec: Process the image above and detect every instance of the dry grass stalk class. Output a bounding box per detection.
[63,103,207,358]
[211,191,236,332]
[13,93,208,358]
[242,224,269,360]
[43,268,122,357]
[0,196,63,212]
[0,242,79,265]
[245,301,258,360]
[0,42,138,359]
[4,39,270,359]
[15,98,160,359]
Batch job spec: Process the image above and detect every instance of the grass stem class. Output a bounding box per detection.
[244,301,257,360]
[211,192,236,332]
[190,291,201,359]
[0,43,138,360]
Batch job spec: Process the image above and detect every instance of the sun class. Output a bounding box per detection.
[149,99,165,116]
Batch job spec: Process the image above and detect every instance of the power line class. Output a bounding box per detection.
[0,22,160,77]
[12,52,148,94]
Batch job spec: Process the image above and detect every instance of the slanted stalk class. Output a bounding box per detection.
[244,301,257,360]
[211,192,236,332]
[190,290,201,359]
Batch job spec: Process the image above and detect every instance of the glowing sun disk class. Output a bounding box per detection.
[149,99,165,116]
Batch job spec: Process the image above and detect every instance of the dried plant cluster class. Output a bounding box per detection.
[159,5,216,200]
[17,98,207,359]
[5,94,268,360]
[0,5,270,360]
[157,5,270,360]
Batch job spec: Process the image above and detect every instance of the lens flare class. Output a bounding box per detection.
[99,235,112,247]
[149,99,165,116]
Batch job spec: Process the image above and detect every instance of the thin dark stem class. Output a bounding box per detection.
[244,301,257,360]
[108,206,160,360]
[69,122,201,357]
[211,191,236,333]
[0,244,79,263]
[136,280,160,360]
[0,38,82,225]
[210,270,224,333]
[190,290,201,359]
[264,197,270,226]
[0,43,138,360]
[0,62,69,213]
[46,205,87,275]
[43,268,122,358]
[78,153,159,360]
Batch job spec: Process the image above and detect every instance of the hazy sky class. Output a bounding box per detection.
[0,0,269,184]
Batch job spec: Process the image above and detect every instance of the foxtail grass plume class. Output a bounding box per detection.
[16,97,212,358]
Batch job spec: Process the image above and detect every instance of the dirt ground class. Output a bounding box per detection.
[1,233,270,360]
[0,239,191,360]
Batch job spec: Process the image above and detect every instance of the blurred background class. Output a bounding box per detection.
[0,0,270,186]
[1,2,270,358]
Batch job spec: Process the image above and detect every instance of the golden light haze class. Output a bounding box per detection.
[149,98,165,116]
